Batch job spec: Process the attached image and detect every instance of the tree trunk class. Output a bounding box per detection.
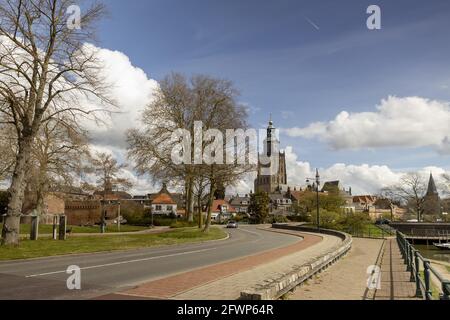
[1,134,34,246]
[203,182,216,233]
[35,166,49,217]
[187,177,194,222]
[197,192,203,229]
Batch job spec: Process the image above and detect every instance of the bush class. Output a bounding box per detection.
[338,212,371,233]
[268,215,289,223]
[310,209,340,229]
[288,214,311,223]
[120,202,146,225]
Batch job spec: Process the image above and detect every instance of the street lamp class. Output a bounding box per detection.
[306,169,321,231]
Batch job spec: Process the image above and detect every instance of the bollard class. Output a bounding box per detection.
[414,251,422,298]
[52,215,58,240]
[30,214,39,241]
[58,215,67,240]
[423,260,432,300]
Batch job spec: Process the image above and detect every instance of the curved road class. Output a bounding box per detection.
[0,225,300,300]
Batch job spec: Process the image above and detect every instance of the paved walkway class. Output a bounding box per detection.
[374,238,419,300]
[104,229,342,300]
[289,238,385,300]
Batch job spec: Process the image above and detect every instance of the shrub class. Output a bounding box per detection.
[310,209,340,229]
[338,212,371,233]
[120,201,146,225]
[268,215,289,223]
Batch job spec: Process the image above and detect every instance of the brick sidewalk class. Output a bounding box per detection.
[374,238,419,300]
[289,238,385,300]
[102,229,335,300]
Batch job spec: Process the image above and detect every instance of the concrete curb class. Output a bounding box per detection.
[240,224,352,300]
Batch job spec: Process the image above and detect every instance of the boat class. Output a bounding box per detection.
[433,243,450,250]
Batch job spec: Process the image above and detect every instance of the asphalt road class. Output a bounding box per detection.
[0,225,300,300]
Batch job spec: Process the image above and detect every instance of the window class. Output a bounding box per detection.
[167,205,173,211]
[155,205,162,211]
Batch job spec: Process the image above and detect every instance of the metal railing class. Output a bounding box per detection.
[396,231,450,300]
[344,224,394,239]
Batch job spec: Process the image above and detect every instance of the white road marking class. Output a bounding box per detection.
[237,227,261,237]
[25,247,216,278]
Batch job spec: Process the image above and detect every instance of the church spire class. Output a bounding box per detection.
[426,173,438,196]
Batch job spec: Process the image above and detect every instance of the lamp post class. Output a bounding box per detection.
[306,169,321,231]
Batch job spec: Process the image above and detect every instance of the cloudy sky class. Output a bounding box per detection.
[82,0,450,195]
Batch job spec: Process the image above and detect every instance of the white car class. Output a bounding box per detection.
[226,221,238,228]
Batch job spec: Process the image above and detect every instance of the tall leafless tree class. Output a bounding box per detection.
[90,152,132,196]
[0,0,113,245]
[381,172,426,221]
[127,74,253,231]
[29,118,90,217]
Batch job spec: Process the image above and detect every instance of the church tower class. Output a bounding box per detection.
[423,173,441,218]
[254,119,287,193]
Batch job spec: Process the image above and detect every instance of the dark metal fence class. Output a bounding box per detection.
[344,224,395,239]
[397,231,450,300]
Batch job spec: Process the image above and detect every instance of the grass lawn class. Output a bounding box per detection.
[0,223,148,235]
[0,227,226,261]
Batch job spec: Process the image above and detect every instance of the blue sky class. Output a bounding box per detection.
[88,0,450,194]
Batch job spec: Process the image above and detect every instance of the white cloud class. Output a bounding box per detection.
[83,44,159,149]
[230,146,450,196]
[283,96,450,154]
[283,146,450,195]
[77,45,159,194]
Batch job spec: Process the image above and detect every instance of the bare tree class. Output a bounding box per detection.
[0,0,113,245]
[127,74,253,230]
[443,173,450,196]
[90,152,132,196]
[382,172,426,221]
[128,73,200,222]
[29,118,90,217]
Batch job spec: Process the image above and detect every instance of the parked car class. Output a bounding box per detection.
[226,220,238,228]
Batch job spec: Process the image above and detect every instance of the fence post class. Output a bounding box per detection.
[441,281,450,300]
[414,251,422,298]
[58,215,67,240]
[405,241,410,270]
[423,260,432,300]
[30,213,39,241]
[409,246,415,281]
[52,215,58,240]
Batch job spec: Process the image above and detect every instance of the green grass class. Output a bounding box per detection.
[342,223,391,238]
[0,227,226,261]
[419,271,441,299]
[0,223,148,235]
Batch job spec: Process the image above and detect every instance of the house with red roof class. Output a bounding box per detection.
[151,184,177,216]
[210,199,236,222]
